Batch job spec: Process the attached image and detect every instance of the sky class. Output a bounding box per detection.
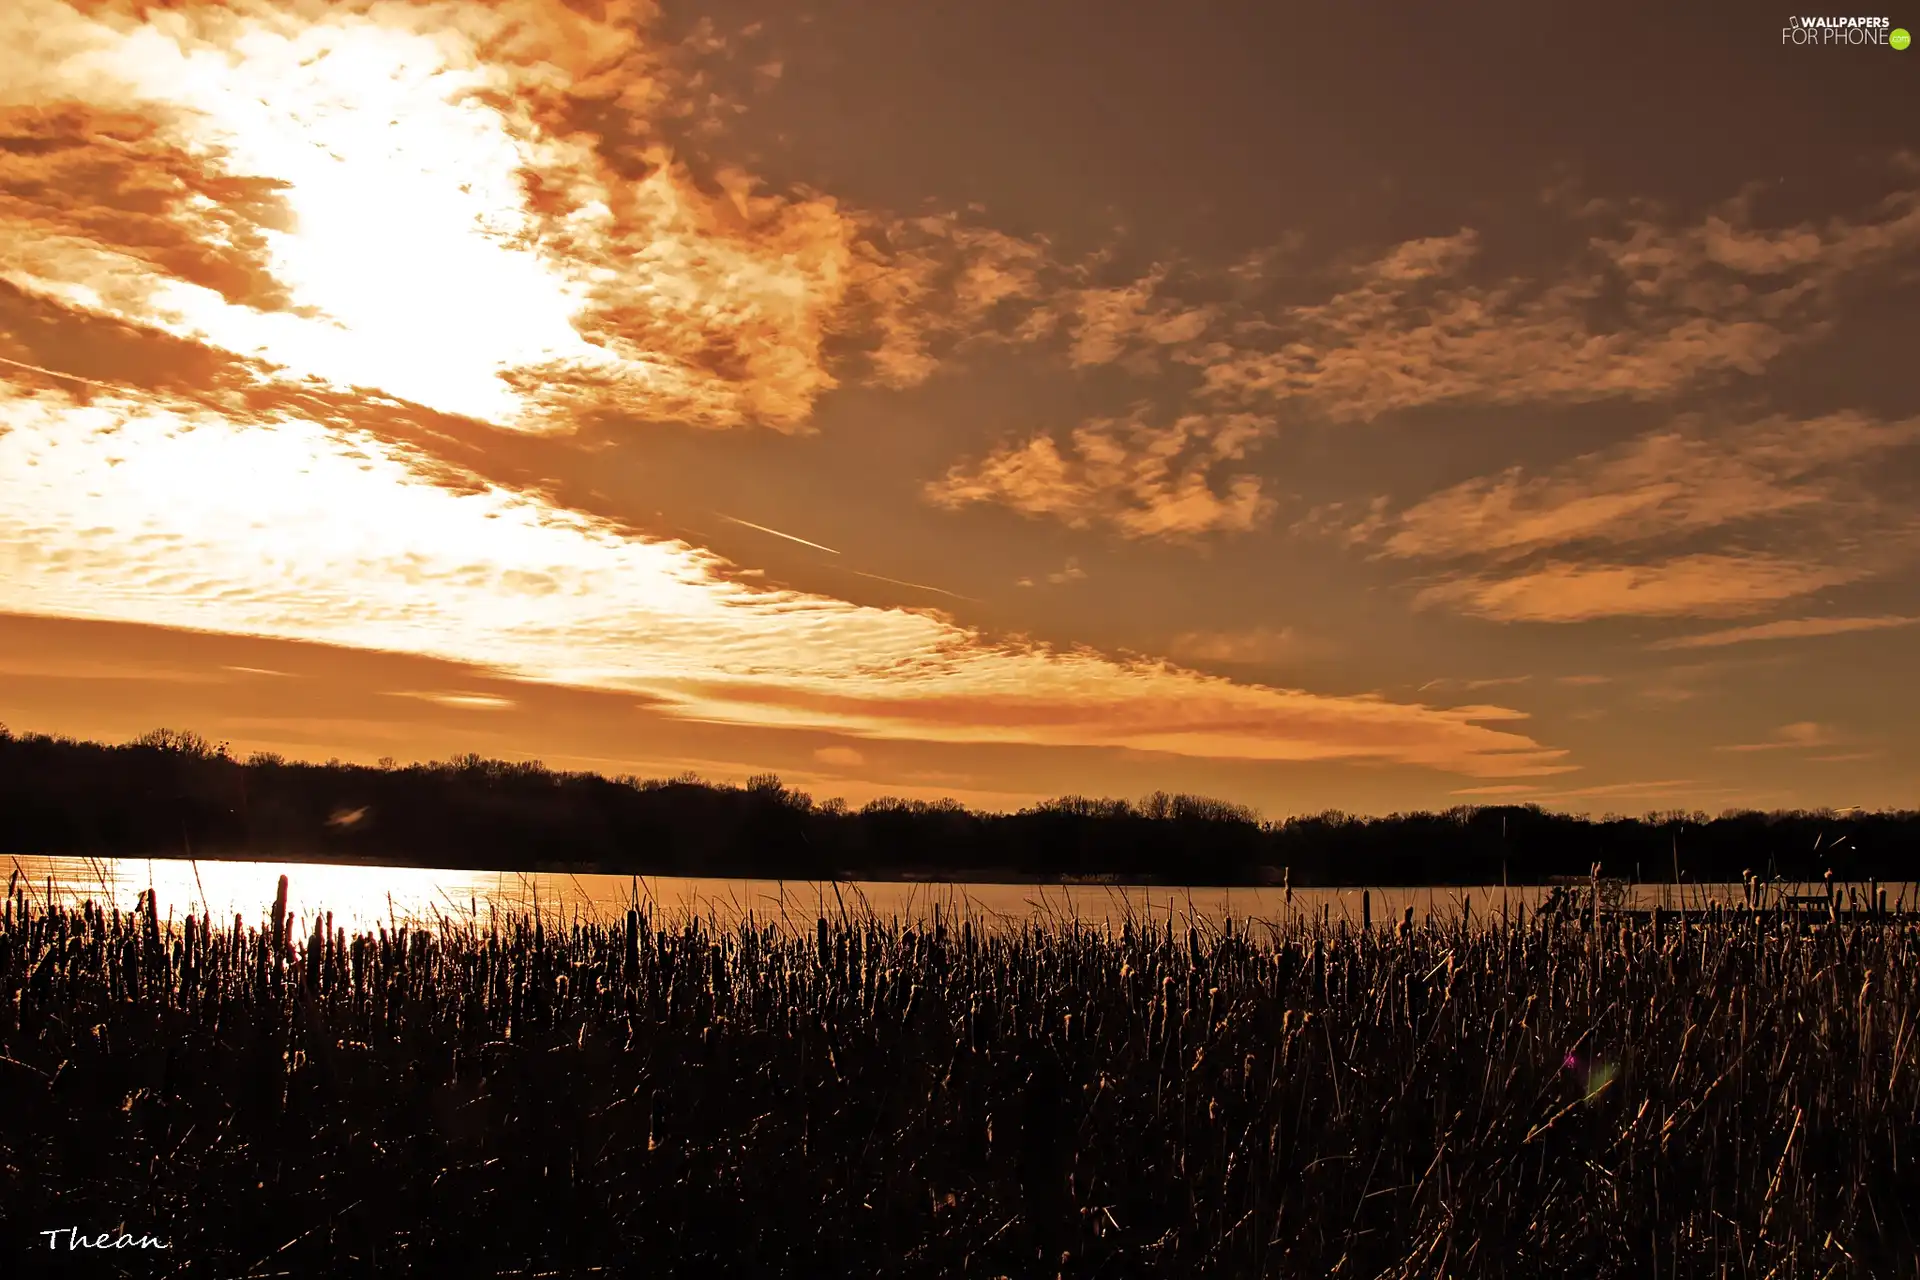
[0,0,1915,819]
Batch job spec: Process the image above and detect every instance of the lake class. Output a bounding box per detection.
[7,854,1909,937]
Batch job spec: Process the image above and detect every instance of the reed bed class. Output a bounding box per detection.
[3,875,1918,1278]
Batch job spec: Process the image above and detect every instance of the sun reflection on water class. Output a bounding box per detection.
[9,858,1895,941]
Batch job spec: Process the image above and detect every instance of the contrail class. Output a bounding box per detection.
[842,568,979,603]
[715,513,841,556]
[0,354,132,393]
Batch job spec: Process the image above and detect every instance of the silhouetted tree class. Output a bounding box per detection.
[0,728,1916,884]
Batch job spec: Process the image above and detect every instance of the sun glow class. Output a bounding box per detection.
[0,0,848,431]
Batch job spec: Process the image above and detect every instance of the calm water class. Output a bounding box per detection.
[7,855,1911,938]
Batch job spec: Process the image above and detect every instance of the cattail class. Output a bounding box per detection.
[271,875,289,962]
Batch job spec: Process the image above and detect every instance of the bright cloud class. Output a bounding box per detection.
[0,0,866,432]
[1649,614,1920,650]
[1412,554,1865,623]
[1379,413,1920,563]
[0,385,1569,778]
[1370,412,1920,621]
[927,411,1275,539]
[1716,721,1843,753]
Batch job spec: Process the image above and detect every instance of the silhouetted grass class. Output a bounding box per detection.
[2,873,1917,1277]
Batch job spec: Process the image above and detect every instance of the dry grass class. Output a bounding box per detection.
[2,874,1917,1277]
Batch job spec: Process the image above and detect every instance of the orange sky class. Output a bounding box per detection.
[1,0,1915,818]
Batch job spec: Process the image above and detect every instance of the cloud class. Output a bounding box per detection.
[1716,721,1841,753]
[0,384,1571,779]
[919,172,1920,541]
[389,690,516,710]
[812,745,866,769]
[2,0,703,428]
[1,0,1246,462]
[0,101,302,313]
[1377,413,1920,563]
[658,676,1572,776]
[0,655,225,683]
[1418,674,1532,692]
[841,215,1067,389]
[1452,778,1712,803]
[1189,185,1920,424]
[1412,554,1863,623]
[1047,557,1087,585]
[1062,266,1214,370]
[1018,557,1087,587]
[1165,626,1310,666]
[926,410,1275,539]
[2,0,1091,436]
[1364,412,1920,621]
[1648,614,1920,650]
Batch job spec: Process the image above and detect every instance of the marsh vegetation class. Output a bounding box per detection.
[4,872,1918,1277]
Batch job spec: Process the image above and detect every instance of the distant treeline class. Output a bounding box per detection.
[2,726,1916,885]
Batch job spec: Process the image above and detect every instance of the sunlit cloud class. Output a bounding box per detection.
[1418,675,1533,693]
[1169,627,1311,666]
[812,745,866,769]
[1046,557,1087,585]
[0,0,868,433]
[1716,721,1842,753]
[919,172,1920,542]
[0,386,1570,778]
[1366,412,1920,622]
[1648,614,1920,650]
[1413,554,1864,623]
[1452,778,1720,804]
[1014,558,1087,588]
[390,690,517,710]
[843,215,1066,388]
[1376,413,1920,564]
[1187,185,1920,424]
[0,655,222,683]
[1063,266,1214,371]
[927,410,1275,539]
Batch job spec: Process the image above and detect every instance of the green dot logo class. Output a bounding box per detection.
[1894,27,1912,49]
